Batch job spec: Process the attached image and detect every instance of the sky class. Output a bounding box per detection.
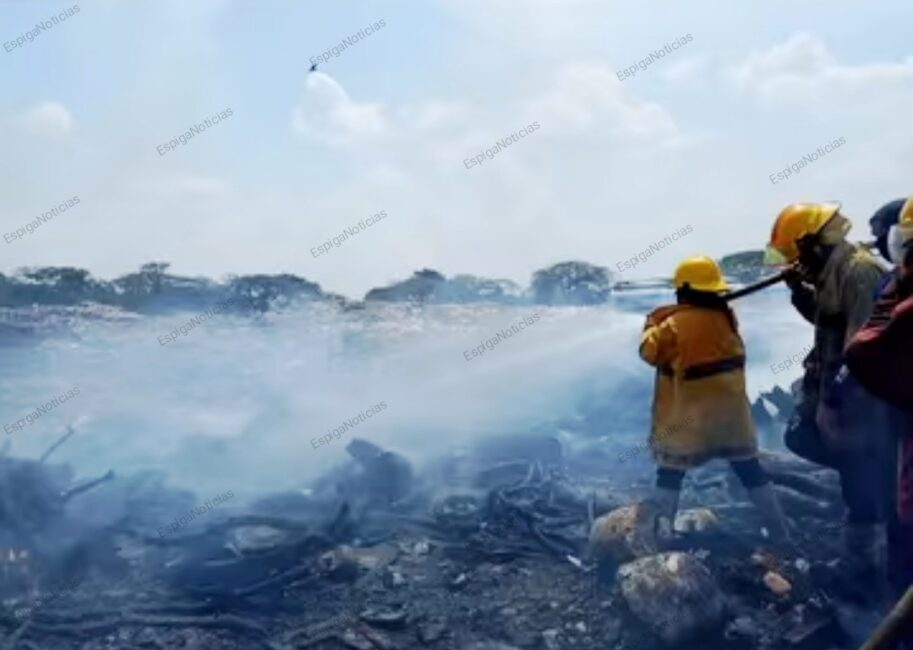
[1,0,911,299]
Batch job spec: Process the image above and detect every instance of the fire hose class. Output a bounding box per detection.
[722,269,791,302]
[721,239,879,303]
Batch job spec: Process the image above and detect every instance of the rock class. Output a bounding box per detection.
[433,494,483,532]
[674,507,720,533]
[319,543,399,580]
[589,502,659,566]
[386,569,406,587]
[418,619,447,644]
[228,525,290,553]
[616,552,727,644]
[763,571,793,596]
[725,615,762,641]
[462,643,521,650]
[361,626,396,650]
[541,629,561,650]
[751,549,782,572]
[346,439,414,504]
[449,573,468,590]
[360,605,408,629]
[341,629,375,650]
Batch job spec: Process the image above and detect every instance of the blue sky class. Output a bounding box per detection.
[1,0,912,297]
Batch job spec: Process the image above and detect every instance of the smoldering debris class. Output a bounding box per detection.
[0,424,887,650]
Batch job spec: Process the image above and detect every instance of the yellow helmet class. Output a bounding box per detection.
[900,197,913,230]
[674,256,729,293]
[765,202,842,265]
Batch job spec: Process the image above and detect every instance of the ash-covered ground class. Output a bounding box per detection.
[0,419,887,650]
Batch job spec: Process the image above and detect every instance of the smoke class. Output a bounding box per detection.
[0,288,809,500]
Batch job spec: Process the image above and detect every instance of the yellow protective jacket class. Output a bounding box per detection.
[639,303,757,469]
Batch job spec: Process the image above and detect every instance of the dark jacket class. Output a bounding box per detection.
[846,270,913,522]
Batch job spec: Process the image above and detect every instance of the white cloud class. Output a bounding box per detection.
[525,64,678,141]
[139,175,233,200]
[291,72,391,147]
[729,32,913,102]
[398,100,471,132]
[16,101,73,137]
[661,56,707,84]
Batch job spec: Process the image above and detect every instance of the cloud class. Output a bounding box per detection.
[128,174,233,201]
[661,57,707,84]
[291,72,391,147]
[16,101,73,137]
[729,32,913,102]
[524,64,678,141]
[291,63,679,158]
[397,100,472,132]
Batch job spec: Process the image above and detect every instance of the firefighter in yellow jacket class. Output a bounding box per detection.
[640,256,791,542]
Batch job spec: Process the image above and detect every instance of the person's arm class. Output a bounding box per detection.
[842,261,885,341]
[640,316,678,369]
[845,293,913,408]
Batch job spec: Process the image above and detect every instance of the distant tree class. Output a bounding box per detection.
[718,251,766,283]
[22,267,91,286]
[119,262,171,298]
[530,261,612,305]
[13,267,99,305]
[140,262,170,294]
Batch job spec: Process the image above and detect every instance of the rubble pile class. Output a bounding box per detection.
[0,427,881,649]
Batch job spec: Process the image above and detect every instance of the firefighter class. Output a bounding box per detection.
[639,256,791,543]
[846,197,913,595]
[765,202,892,576]
[869,198,906,263]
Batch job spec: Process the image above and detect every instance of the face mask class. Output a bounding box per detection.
[888,225,906,264]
